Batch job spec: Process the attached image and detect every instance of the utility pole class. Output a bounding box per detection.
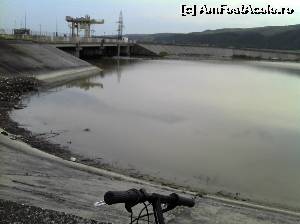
[24,11,27,29]
[117,11,124,40]
[117,11,124,58]
[55,18,58,37]
[39,24,42,36]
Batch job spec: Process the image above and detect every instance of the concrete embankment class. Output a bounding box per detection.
[134,43,300,61]
[0,40,101,84]
[1,129,300,223]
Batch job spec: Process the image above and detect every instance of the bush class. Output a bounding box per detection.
[159,51,169,57]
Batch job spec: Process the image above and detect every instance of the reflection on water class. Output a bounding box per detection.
[246,61,300,78]
[66,77,104,91]
[12,59,300,210]
[88,58,139,82]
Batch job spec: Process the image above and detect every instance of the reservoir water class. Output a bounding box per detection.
[12,59,300,209]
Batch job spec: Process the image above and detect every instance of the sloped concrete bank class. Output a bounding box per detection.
[0,40,101,84]
[134,43,300,61]
[1,129,300,224]
[36,66,102,87]
[0,40,91,74]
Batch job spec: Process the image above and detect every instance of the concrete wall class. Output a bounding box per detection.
[0,40,91,75]
[80,47,103,58]
[135,44,300,61]
[58,45,131,58]
[132,44,158,57]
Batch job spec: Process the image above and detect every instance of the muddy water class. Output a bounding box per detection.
[12,59,300,209]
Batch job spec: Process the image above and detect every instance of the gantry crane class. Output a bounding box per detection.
[66,15,104,38]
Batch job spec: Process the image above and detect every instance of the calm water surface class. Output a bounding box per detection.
[12,59,300,209]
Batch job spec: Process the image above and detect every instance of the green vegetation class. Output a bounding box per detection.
[0,34,33,41]
[0,34,15,40]
[126,24,300,50]
[158,51,168,57]
[232,55,262,60]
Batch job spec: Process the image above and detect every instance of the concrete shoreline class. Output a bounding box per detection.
[35,65,102,86]
[1,127,300,220]
[134,43,300,61]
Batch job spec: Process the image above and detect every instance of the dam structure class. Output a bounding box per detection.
[0,14,136,85]
[2,11,300,61]
[0,31,134,58]
[3,30,300,61]
[1,14,135,58]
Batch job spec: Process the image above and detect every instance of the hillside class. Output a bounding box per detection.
[126,24,300,50]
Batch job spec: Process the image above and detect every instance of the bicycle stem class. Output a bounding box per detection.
[152,198,165,224]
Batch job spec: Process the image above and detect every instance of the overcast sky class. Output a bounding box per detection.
[0,0,299,35]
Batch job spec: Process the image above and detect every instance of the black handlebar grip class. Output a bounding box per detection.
[170,193,195,207]
[104,189,142,205]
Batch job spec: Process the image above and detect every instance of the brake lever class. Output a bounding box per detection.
[125,202,138,213]
[94,200,107,207]
[162,203,177,213]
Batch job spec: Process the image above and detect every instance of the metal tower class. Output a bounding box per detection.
[117,11,124,40]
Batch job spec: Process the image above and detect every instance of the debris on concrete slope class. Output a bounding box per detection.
[0,199,108,224]
[0,76,40,108]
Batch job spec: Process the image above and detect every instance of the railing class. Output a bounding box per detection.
[0,28,136,44]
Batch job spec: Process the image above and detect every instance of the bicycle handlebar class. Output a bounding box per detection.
[104,188,195,208]
[104,189,145,205]
[169,193,195,207]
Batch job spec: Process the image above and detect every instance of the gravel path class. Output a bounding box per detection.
[0,199,107,224]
